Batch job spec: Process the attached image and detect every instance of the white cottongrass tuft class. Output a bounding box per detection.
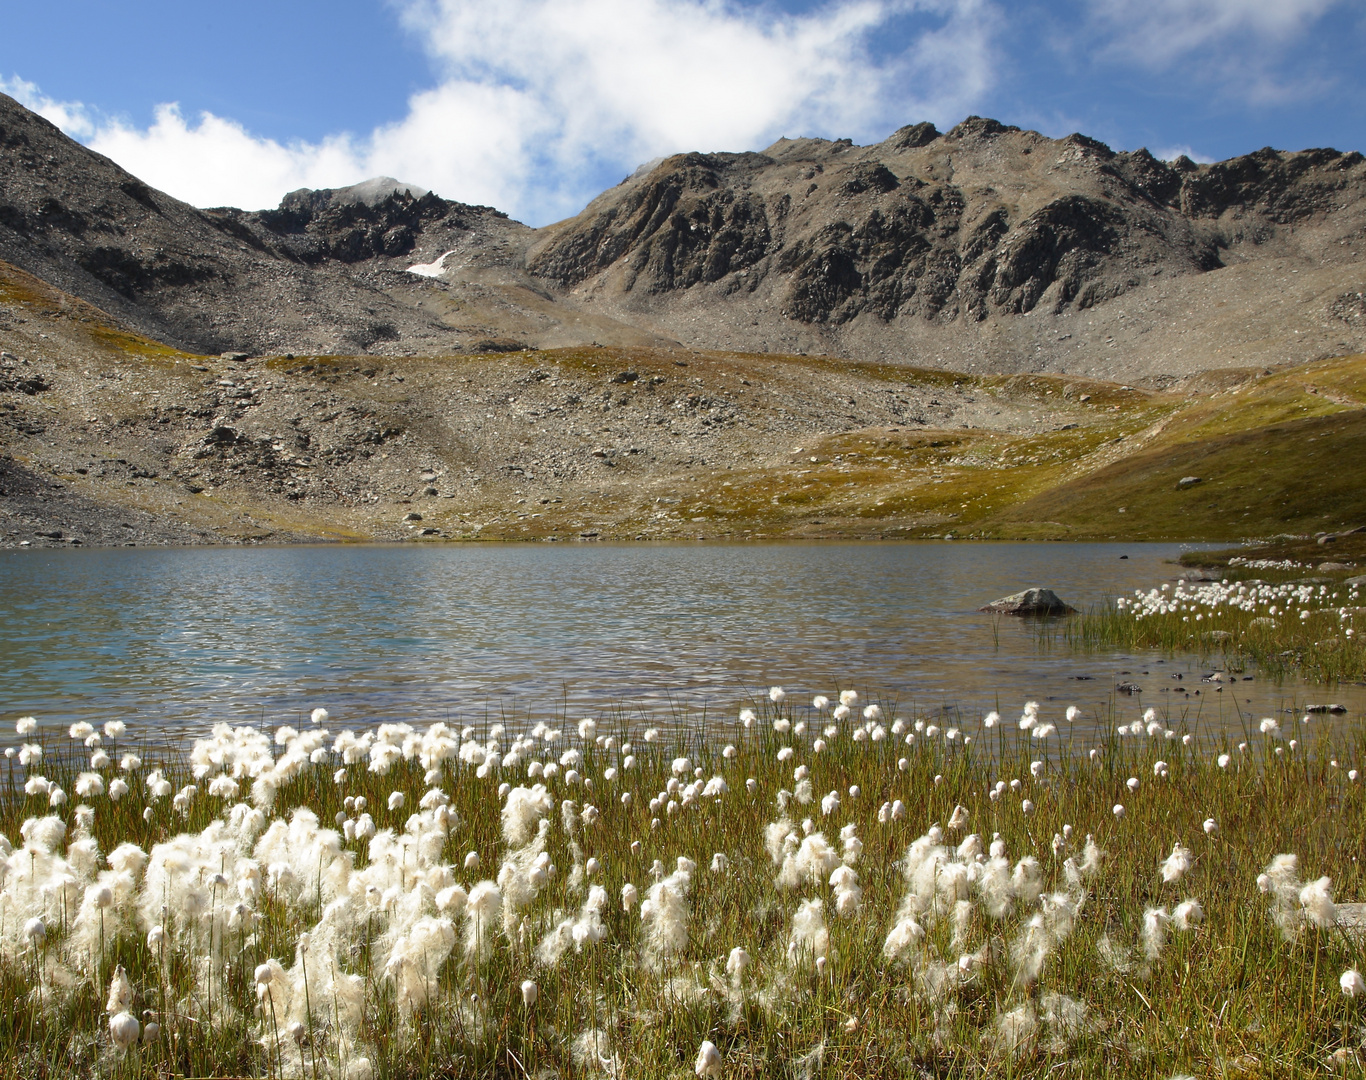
[788,897,830,967]
[727,945,750,986]
[992,1004,1038,1056]
[640,864,692,968]
[830,865,862,917]
[109,1011,140,1052]
[776,829,842,891]
[107,965,134,1014]
[1257,854,1335,937]
[536,885,609,965]
[695,1039,722,1077]
[1172,898,1204,931]
[502,784,553,847]
[1160,843,1193,884]
[1341,969,1366,998]
[1299,876,1337,928]
[464,880,502,964]
[1141,906,1170,961]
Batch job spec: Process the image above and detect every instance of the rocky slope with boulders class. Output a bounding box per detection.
[3,249,1363,550]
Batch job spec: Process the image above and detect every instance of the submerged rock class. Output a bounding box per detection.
[979,588,1076,615]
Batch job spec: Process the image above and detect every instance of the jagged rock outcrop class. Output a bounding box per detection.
[529,117,1340,327]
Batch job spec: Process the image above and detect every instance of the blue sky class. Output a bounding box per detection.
[3,0,1364,226]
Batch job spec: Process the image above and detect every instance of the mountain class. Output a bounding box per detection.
[2,92,1365,550]
[3,93,1365,384]
[529,121,1366,380]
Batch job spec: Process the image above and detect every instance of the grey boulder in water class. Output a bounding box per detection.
[979,588,1077,615]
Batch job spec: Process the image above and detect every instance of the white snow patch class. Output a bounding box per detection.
[407,250,458,278]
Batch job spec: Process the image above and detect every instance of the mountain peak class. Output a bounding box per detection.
[279,177,430,212]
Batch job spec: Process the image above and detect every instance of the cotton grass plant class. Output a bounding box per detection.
[0,694,1364,1079]
[1061,576,1365,682]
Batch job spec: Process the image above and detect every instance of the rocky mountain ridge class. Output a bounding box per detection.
[2,93,1364,383]
[3,93,1366,549]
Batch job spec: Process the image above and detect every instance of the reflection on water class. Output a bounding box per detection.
[0,541,1360,742]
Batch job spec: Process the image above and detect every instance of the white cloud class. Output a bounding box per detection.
[88,105,365,210]
[1081,0,1350,103]
[1086,0,1343,65]
[2,75,95,137]
[381,0,1002,221]
[3,0,1000,224]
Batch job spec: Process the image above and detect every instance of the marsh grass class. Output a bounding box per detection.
[1055,576,1366,683]
[1,695,1365,1080]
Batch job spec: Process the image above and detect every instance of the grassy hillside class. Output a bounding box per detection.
[981,408,1366,540]
[969,354,1366,542]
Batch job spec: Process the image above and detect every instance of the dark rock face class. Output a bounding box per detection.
[216,189,474,265]
[528,122,1364,330]
[979,588,1077,615]
[0,454,221,547]
[527,152,775,292]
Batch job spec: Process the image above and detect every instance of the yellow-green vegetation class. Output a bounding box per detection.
[657,354,1366,543]
[86,324,203,365]
[976,355,1366,541]
[3,699,1366,1079]
[659,373,1170,538]
[985,409,1366,540]
[1058,575,1365,682]
[0,261,203,367]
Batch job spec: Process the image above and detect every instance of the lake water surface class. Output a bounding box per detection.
[1,541,1360,742]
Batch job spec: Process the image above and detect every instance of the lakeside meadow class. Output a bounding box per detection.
[1056,574,1364,683]
[1,686,1365,1080]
